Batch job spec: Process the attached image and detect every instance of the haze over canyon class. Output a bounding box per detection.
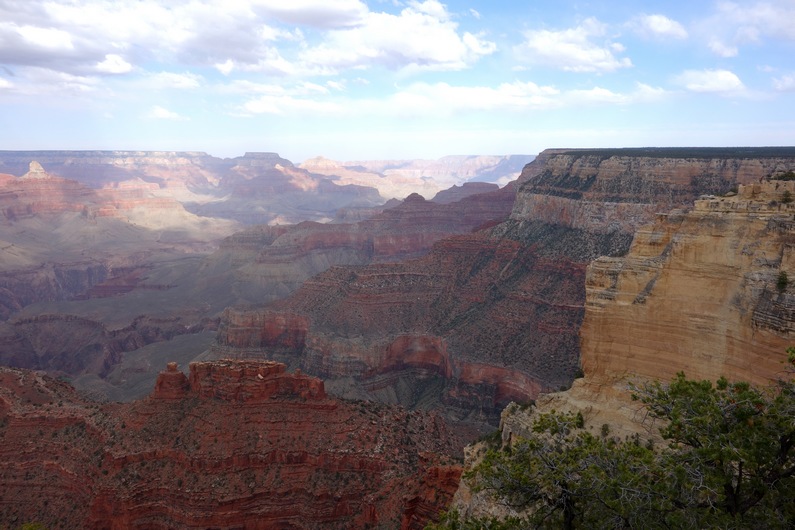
[1,147,795,528]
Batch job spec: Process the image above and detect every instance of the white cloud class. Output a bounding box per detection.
[389,81,561,114]
[630,14,688,40]
[14,24,75,50]
[240,95,342,115]
[252,0,368,28]
[0,0,493,83]
[376,80,667,117]
[773,74,795,91]
[144,71,203,89]
[708,38,738,58]
[407,0,449,20]
[674,69,745,93]
[11,67,101,96]
[219,80,287,95]
[96,54,132,74]
[147,105,189,120]
[298,1,496,73]
[0,78,13,90]
[514,18,632,73]
[326,80,345,91]
[700,1,795,57]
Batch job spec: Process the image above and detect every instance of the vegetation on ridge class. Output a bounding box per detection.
[430,352,795,529]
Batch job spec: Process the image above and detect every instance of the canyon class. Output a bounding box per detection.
[0,152,520,404]
[3,147,795,527]
[214,148,795,426]
[0,359,463,529]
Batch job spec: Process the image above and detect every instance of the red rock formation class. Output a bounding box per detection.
[188,359,326,402]
[0,361,463,529]
[152,362,189,399]
[215,231,583,419]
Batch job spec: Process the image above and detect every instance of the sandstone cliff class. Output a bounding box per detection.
[0,360,463,529]
[571,179,795,428]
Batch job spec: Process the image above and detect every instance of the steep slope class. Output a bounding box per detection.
[0,360,463,529]
[213,148,795,425]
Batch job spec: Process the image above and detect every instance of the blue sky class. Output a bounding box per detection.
[0,0,793,162]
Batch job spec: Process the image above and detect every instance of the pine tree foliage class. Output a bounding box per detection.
[430,353,795,529]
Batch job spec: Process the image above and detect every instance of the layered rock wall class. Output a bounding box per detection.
[581,180,795,388]
[493,180,795,449]
[512,147,795,233]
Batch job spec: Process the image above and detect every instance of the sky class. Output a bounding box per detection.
[0,0,794,162]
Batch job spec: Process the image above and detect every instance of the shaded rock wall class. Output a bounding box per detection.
[0,314,216,377]
[207,184,517,304]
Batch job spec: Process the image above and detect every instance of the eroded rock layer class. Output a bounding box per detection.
[0,360,463,529]
[583,180,795,386]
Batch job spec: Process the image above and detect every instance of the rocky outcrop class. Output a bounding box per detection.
[512,147,795,234]
[187,359,326,402]
[580,180,795,390]
[0,361,463,529]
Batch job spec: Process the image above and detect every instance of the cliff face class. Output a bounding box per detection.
[582,180,795,387]
[512,147,795,234]
[0,360,463,529]
[450,168,795,522]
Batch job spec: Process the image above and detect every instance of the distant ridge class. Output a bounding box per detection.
[549,146,795,158]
